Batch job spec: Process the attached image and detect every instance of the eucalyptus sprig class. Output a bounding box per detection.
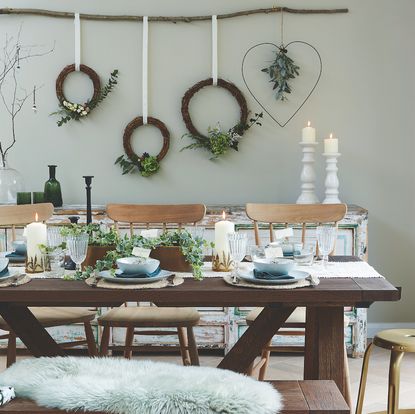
[52,69,119,126]
[115,152,160,177]
[262,47,299,101]
[181,112,263,160]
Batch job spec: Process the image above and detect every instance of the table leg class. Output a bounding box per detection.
[304,306,346,398]
[218,305,295,374]
[0,304,65,358]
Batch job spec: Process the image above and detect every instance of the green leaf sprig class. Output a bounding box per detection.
[181,112,263,160]
[115,152,160,177]
[262,48,299,101]
[52,70,119,126]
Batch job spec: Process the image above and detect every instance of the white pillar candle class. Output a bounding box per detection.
[214,211,235,258]
[302,121,316,143]
[26,213,47,273]
[324,133,339,154]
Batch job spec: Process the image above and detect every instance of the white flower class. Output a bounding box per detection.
[81,111,87,116]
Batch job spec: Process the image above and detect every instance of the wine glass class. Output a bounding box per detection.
[47,226,65,249]
[66,234,89,273]
[228,233,248,282]
[316,225,337,268]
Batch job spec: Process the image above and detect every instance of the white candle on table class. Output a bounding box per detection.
[214,211,235,258]
[26,213,47,272]
[302,121,316,143]
[324,133,339,154]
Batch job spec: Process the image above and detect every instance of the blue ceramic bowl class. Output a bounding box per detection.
[12,240,26,255]
[253,258,296,276]
[116,257,160,275]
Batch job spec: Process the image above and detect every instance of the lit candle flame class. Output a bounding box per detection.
[222,211,226,220]
[35,213,39,222]
[307,121,311,127]
[329,133,333,139]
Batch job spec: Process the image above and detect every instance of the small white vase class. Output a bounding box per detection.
[0,158,24,204]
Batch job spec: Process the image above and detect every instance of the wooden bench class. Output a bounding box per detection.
[0,380,349,413]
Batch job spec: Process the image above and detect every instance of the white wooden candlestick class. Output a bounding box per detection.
[296,142,319,204]
[323,152,341,204]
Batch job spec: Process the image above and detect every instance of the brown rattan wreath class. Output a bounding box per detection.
[123,116,170,162]
[56,64,101,104]
[181,78,248,139]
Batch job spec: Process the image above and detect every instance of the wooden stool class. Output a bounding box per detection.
[356,329,415,414]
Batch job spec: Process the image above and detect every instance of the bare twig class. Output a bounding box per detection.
[0,28,52,166]
[0,6,348,22]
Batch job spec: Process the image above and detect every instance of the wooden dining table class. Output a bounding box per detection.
[0,257,400,401]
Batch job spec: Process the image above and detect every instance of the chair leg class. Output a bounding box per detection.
[343,344,352,411]
[124,326,135,359]
[355,342,373,414]
[387,350,404,414]
[258,339,272,381]
[84,322,98,357]
[100,325,110,357]
[6,331,16,368]
[177,327,191,366]
[186,326,200,366]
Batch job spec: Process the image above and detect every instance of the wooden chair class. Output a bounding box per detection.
[0,203,98,366]
[244,203,348,381]
[98,204,206,365]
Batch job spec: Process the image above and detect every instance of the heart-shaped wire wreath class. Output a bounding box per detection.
[241,41,322,127]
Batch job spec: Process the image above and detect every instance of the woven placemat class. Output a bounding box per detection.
[85,275,184,289]
[0,274,31,288]
[223,275,312,289]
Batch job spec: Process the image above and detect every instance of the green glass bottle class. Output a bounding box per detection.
[44,165,63,207]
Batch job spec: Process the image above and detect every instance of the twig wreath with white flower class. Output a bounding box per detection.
[52,64,118,126]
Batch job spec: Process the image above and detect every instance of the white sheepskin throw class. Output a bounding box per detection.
[0,357,282,414]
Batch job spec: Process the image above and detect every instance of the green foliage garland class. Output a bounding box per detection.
[69,229,213,281]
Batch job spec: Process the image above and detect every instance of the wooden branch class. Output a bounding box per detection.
[0,7,348,22]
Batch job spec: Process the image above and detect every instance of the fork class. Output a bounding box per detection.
[166,274,176,287]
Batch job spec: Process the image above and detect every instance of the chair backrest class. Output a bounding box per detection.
[106,204,206,235]
[245,203,347,247]
[0,203,54,241]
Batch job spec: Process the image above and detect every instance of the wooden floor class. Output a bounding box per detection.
[0,347,413,413]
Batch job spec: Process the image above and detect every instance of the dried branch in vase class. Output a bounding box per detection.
[0,26,53,167]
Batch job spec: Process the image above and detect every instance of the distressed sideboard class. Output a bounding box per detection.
[0,204,368,357]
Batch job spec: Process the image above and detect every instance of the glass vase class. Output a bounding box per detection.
[44,165,63,207]
[0,158,24,205]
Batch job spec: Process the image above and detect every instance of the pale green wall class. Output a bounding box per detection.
[0,0,414,323]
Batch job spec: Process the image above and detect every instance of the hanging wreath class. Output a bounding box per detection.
[180,78,262,160]
[115,116,170,177]
[52,64,119,126]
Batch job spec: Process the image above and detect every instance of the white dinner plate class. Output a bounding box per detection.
[98,269,174,284]
[0,268,24,282]
[237,269,310,285]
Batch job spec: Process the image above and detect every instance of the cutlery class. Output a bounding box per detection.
[91,271,102,288]
[232,274,240,285]
[9,273,26,287]
[166,274,176,287]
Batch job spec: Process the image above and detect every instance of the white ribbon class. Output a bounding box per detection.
[212,15,218,85]
[74,13,81,71]
[142,16,148,125]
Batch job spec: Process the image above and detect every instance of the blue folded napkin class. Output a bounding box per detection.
[116,267,161,279]
[253,269,295,281]
[0,265,9,277]
[5,251,26,260]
